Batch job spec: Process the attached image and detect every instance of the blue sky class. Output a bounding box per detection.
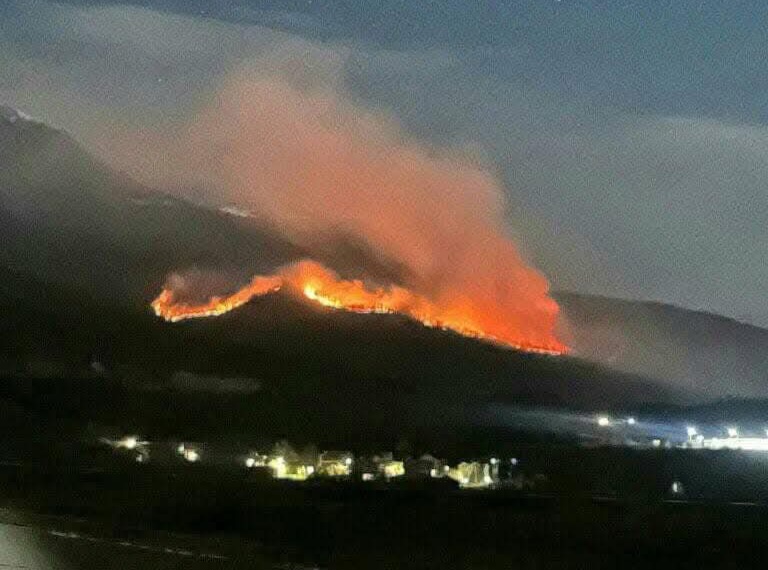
[3,0,768,325]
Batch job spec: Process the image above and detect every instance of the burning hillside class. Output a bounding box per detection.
[122,69,572,356]
[150,274,282,322]
[152,260,568,355]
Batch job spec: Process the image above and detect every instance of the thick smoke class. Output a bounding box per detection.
[115,68,566,350]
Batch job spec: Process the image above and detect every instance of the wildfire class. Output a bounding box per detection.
[151,260,568,355]
[151,275,282,322]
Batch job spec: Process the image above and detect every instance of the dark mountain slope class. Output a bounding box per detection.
[0,263,683,455]
[0,107,299,305]
[557,292,768,400]
[2,105,764,408]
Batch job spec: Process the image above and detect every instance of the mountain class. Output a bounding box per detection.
[557,293,768,400]
[0,256,686,456]
[0,105,300,306]
[1,105,764,428]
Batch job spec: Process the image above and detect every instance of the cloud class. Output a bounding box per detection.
[0,0,346,134]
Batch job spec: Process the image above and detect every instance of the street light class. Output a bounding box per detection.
[184,449,200,463]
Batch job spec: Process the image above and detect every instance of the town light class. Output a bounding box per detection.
[597,416,610,427]
[727,427,739,438]
[627,417,636,425]
[183,448,199,462]
[686,426,697,438]
[245,457,256,468]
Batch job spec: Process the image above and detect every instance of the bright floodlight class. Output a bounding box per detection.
[183,449,199,463]
[728,427,739,438]
[118,436,138,450]
[597,416,610,427]
[627,417,636,426]
[686,426,697,438]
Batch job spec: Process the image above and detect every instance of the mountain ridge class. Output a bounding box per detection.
[1,105,765,404]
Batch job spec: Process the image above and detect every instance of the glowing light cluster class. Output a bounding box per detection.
[151,259,568,355]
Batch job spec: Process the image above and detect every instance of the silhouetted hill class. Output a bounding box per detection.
[2,105,764,420]
[0,107,299,305]
[557,293,768,400]
[0,261,680,419]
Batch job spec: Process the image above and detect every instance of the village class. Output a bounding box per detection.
[105,436,528,490]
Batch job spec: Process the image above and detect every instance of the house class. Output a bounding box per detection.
[405,454,447,479]
[317,451,354,477]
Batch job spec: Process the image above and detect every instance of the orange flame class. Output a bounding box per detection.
[151,260,568,355]
[151,275,282,322]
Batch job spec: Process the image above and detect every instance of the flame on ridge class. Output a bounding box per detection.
[151,275,282,322]
[151,260,568,355]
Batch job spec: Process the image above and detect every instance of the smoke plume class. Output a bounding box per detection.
[116,66,567,352]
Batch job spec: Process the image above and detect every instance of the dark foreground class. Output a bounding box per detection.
[0,514,263,570]
[2,461,768,569]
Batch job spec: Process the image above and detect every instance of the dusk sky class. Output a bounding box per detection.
[3,0,767,326]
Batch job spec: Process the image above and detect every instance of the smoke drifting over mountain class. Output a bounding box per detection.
[115,67,565,351]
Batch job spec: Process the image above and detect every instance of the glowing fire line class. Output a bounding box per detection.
[151,260,567,355]
[151,275,282,322]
